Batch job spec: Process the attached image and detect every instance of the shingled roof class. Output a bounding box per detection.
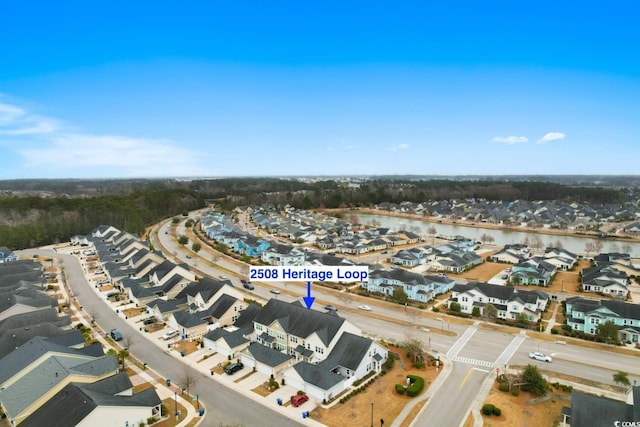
[253,300,347,346]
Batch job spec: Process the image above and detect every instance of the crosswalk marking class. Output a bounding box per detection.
[452,356,495,368]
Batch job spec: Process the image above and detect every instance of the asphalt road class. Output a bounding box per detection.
[18,249,303,427]
[88,213,640,426]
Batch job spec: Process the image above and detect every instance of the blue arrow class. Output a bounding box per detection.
[302,281,315,309]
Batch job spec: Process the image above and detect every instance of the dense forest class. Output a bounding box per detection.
[0,177,634,250]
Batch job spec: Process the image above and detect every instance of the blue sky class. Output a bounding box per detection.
[1,1,639,179]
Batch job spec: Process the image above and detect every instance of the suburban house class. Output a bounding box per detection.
[561,386,640,427]
[488,244,530,264]
[240,342,295,377]
[198,294,245,328]
[261,245,306,266]
[623,222,640,235]
[166,310,208,340]
[581,266,629,298]
[251,300,361,364]
[175,277,244,312]
[566,296,640,342]
[543,247,578,270]
[449,282,549,321]
[283,332,388,402]
[20,372,162,427]
[431,250,483,274]
[0,247,18,264]
[0,337,119,426]
[390,246,435,267]
[0,310,73,358]
[364,269,440,303]
[202,304,260,358]
[510,257,557,286]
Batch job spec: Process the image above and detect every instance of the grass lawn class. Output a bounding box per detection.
[310,344,440,426]
[481,382,570,427]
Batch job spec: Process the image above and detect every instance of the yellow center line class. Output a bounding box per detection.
[459,368,473,389]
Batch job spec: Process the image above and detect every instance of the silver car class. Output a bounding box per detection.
[529,352,552,362]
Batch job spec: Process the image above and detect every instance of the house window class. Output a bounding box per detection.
[231,315,238,323]
[291,336,298,344]
[315,346,324,354]
[277,333,285,340]
[255,324,263,331]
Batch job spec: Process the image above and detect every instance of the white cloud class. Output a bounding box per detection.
[0,102,60,135]
[0,100,207,178]
[20,133,207,177]
[388,143,410,151]
[538,132,566,143]
[491,136,528,144]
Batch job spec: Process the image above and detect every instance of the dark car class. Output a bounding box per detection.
[291,394,309,407]
[143,317,155,325]
[225,362,244,375]
[324,305,338,312]
[109,329,123,341]
[243,283,255,290]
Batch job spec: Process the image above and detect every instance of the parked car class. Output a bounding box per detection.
[109,329,123,341]
[529,352,552,362]
[270,288,280,294]
[163,330,179,340]
[143,317,156,325]
[357,305,372,311]
[225,362,244,375]
[291,394,309,407]
[381,250,388,254]
[185,255,192,259]
[243,283,255,290]
[501,274,509,280]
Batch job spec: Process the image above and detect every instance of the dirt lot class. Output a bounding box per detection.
[481,382,570,427]
[544,259,590,295]
[455,260,507,282]
[310,344,440,426]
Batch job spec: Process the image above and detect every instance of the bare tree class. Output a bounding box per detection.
[584,241,596,256]
[87,306,99,324]
[427,226,437,244]
[406,306,421,325]
[179,364,199,399]
[593,240,604,254]
[402,335,425,364]
[480,233,494,245]
[485,304,498,320]
[622,243,633,255]
[531,235,544,250]
[337,291,353,308]
[610,243,620,253]
[554,239,564,250]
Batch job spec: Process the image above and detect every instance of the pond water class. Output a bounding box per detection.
[356,213,640,257]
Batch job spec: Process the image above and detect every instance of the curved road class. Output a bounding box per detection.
[19,249,303,427]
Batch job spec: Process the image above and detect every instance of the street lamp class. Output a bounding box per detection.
[370,402,374,427]
[175,391,178,420]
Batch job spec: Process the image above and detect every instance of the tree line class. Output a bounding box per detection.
[0,178,630,250]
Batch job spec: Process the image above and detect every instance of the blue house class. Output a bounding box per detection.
[0,247,17,263]
[235,236,270,257]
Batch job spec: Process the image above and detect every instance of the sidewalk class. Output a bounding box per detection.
[390,353,454,427]
[53,255,204,427]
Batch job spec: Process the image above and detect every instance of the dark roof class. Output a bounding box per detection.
[233,304,262,329]
[175,277,227,300]
[245,342,293,367]
[253,300,346,346]
[21,376,160,427]
[43,330,85,348]
[202,294,238,319]
[292,362,344,390]
[569,389,636,427]
[172,310,206,329]
[319,332,373,371]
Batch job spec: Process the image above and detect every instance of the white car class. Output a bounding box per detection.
[529,352,552,362]
[270,288,280,294]
[357,305,372,311]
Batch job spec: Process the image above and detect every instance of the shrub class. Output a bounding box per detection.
[492,406,502,416]
[406,375,425,397]
[482,404,495,415]
[550,328,559,335]
[511,388,519,396]
[432,306,440,313]
[498,382,509,392]
[395,384,405,395]
[412,360,425,369]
